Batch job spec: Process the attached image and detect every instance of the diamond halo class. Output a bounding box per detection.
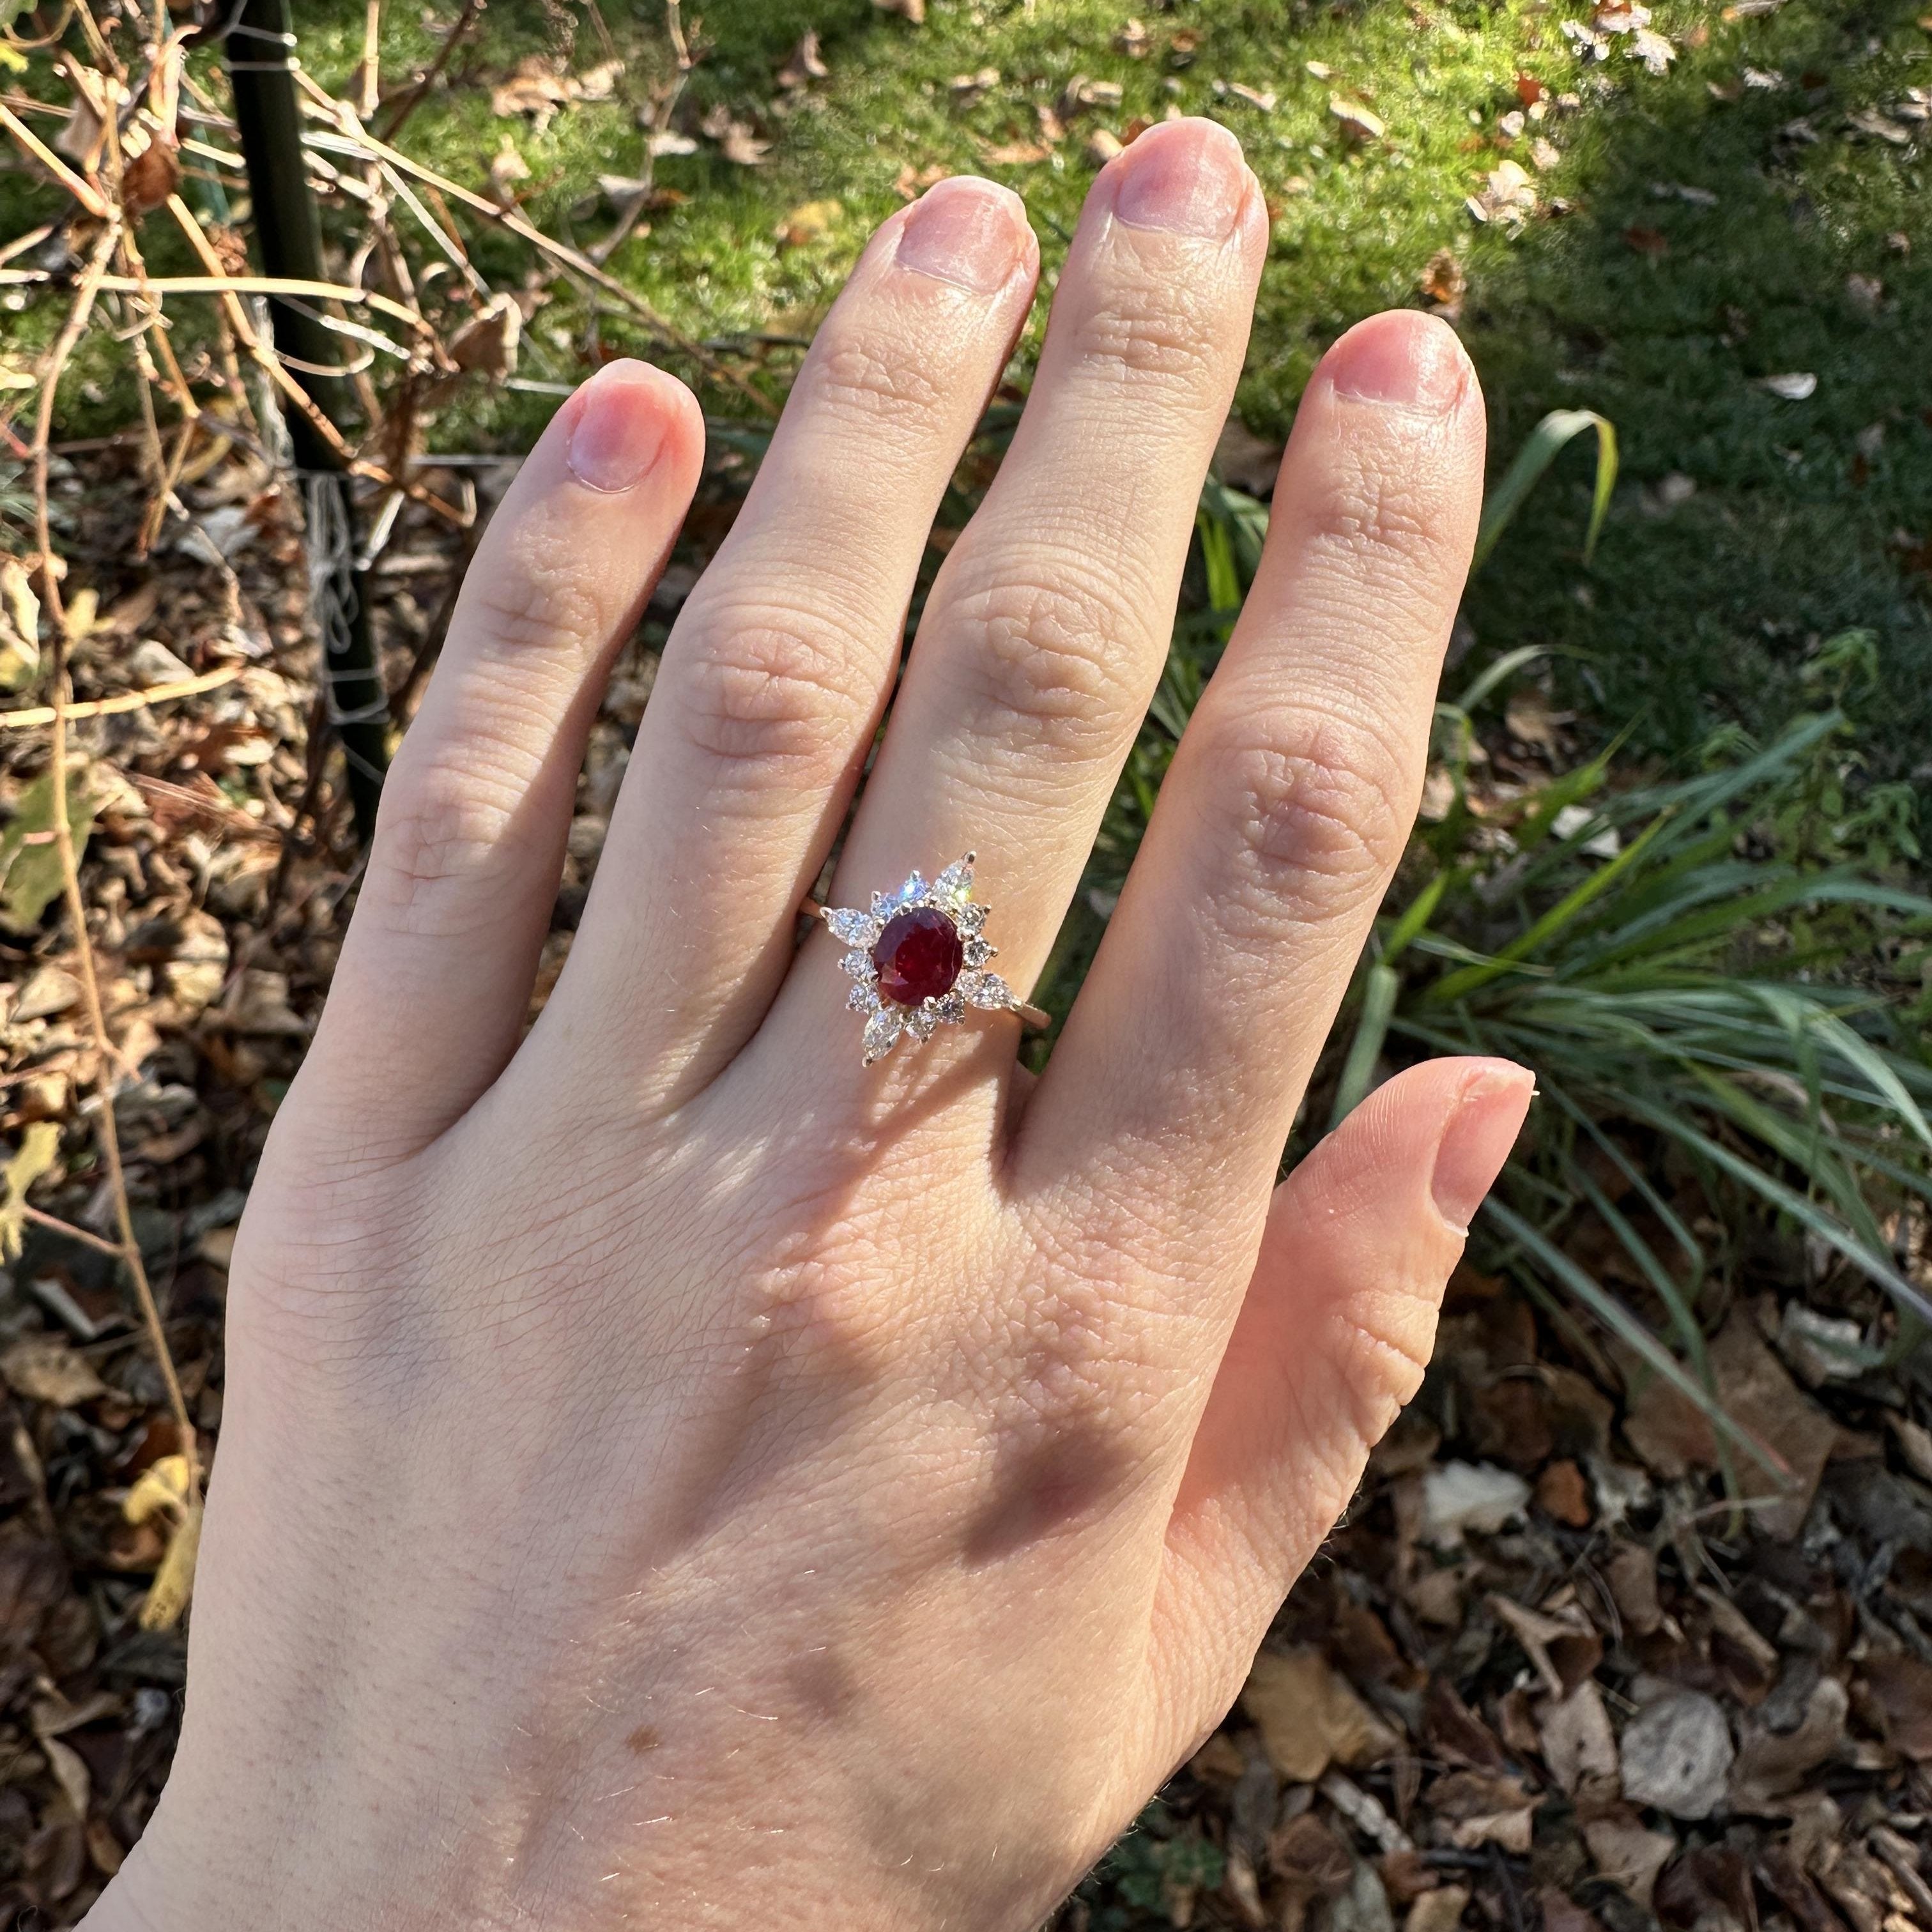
[815,853,1032,1065]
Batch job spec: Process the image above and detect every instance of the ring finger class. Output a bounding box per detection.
[760,119,1268,1092]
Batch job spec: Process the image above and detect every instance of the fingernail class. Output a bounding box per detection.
[1325,311,1470,410]
[1430,1065,1535,1232]
[1112,118,1248,238]
[896,180,1028,292]
[566,362,671,493]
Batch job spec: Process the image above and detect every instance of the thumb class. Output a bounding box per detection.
[1144,1056,1533,1752]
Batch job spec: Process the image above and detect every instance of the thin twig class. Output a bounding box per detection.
[0,98,109,217]
[374,0,484,146]
[0,664,240,730]
[299,87,778,416]
[161,194,464,526]
[27,213,200,1500]
[23,1202,126,1260]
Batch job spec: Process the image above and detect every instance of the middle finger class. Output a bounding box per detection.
[760,120,1267,1085]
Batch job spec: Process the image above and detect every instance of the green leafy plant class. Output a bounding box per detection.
[1091,417,1932,1462]
[1341,709,1932,1457]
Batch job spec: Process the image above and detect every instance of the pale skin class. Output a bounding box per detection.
[88,121,1532,1930]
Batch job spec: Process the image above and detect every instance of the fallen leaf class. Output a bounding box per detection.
[776,31,828,89]
[0,555,40,692]
[125,1453,194,1527]
[700,105,770,166]
[1848,106,1912,144]
[1212,415,1283,495]
[1403,1886,1469,1932]
[1536,1458,1591,1525]
[1583,1805,1678,1906]
[1,1333,107,1406]
[1540,1679,1619,1794]
[1729,1675,1847,1803]
[13,963,81,1022]
[1606,1543,1663,1636]
[448,294,522,379]
[1430,1770,1542,1851]
[1622,224,1669,257]
[1330,96,1386,141]
[1421,1460,1529,1545]
[0,1121,61,1262]
[1241,1647,1402,1782]
[1618,1690,1733,1819]
[1420,247,1466,309]
[1538,1890,1606,1932]
[1,765,96,933]
[487,135,530,206]
[139,1494,201,1630]
[1862,1652,1932,1759]
[774,198,843,248]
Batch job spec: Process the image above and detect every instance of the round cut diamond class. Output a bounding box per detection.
[871,906,964,1008]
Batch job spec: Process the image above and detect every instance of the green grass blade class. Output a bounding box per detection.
[1329,962,1400,1130]
[1473,410,1618,571]
[1425,811,1676,1005]
[1483,1198,1784,1475]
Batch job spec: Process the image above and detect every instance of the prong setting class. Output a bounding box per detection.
[819,853,1030,1065]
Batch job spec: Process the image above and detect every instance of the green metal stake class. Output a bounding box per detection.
[226,0,388,843]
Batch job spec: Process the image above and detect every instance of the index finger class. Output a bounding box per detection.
[1018,311,1485,1255]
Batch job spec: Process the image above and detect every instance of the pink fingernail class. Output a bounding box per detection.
[896,178,1029,292]
[1112,118,1248,238]
[567,362,671,494]
[1324,311,1471,411]
[1430,1064,1535,1232]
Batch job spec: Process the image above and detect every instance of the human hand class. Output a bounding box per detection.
[91,119,1526,1931]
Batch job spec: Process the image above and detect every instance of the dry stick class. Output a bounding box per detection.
[160,195,464,527]
[23,1202,126,1261]
[27,216,200,1502]
[0,98,109,217]
[374,0,484,146]
[300,86,778,417]
[0,664,239,730]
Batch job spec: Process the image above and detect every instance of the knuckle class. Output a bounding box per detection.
[1209,706,1416,921]
[937,565,1147,755]
[670,604,870,775]
[367,746,528,936]
[1298,456,1453,576]
[465,555,606,665]
[809,334,947,430]
[1080,284,1220,389]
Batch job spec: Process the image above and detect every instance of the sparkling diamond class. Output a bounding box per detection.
[847,983,882,1013]
[964,936,995,968]
[955,902,988,934]
[825,907,881,946]
[933,992,967,1025]
[862,1007,905,1063]
[871,905,965,1007]
[906,1003,940,1041]
[839,949,876,981]
[963,970,1013,1011]
[935,856,974,902]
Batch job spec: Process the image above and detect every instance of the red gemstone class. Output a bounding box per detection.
[871,905,965,1007]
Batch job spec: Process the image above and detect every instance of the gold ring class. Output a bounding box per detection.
[803,853,1051,1064]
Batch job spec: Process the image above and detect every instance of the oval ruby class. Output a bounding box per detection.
[871,905,965,1008]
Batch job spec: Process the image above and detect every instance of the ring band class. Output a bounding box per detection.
[803,854,1050,1064]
